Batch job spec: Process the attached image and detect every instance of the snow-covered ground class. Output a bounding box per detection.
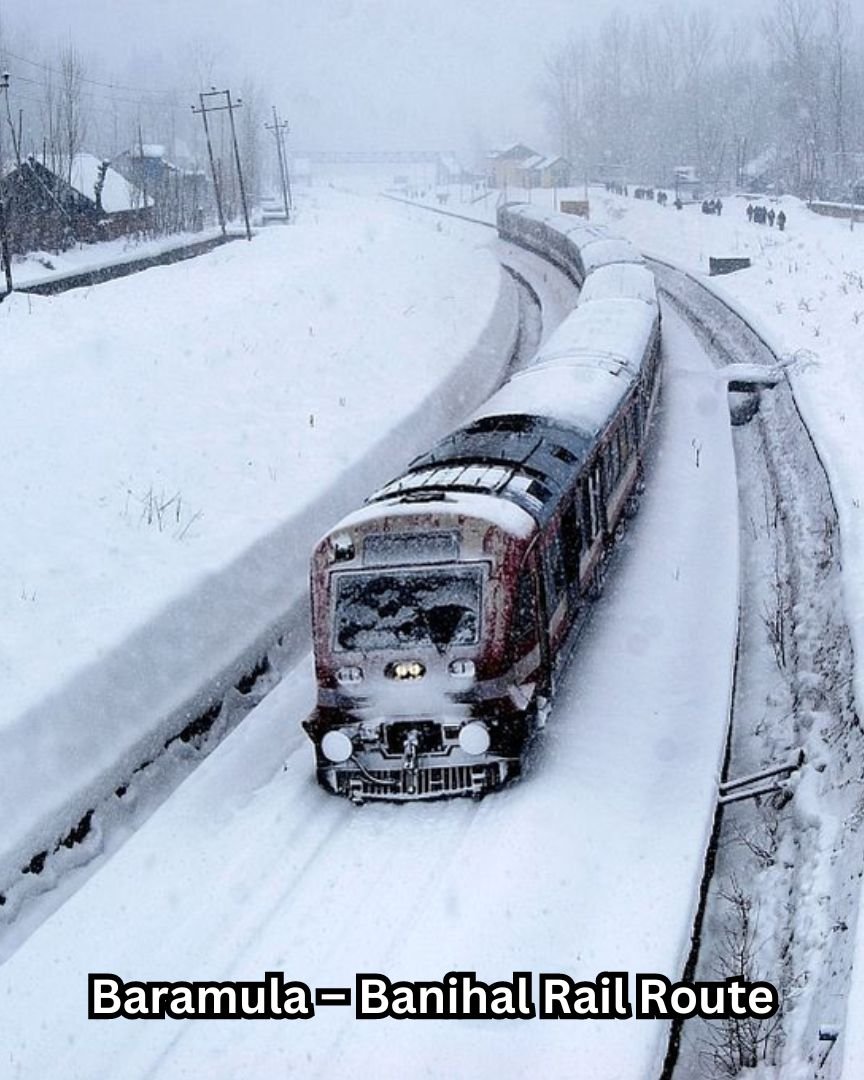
[0,303,740,1080]
[4,176,864,1077]
[0,189,517,912]
[8,227,229,288]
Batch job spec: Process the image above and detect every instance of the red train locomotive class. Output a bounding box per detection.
[303,206,661,801]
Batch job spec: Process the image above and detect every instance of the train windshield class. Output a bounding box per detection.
[333,566,482,653]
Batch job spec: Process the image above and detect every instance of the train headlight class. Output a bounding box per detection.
[458,721,490,756]
[336,665,364,685]
[387,660,425,681]
[321,730,354,763]
[448,658,475,678]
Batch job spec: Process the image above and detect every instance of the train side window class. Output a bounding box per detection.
[547,531,567,599]
[512,570,538,643]
[609,433,620,484]
[560,500,581,583]
[619,422,629,462]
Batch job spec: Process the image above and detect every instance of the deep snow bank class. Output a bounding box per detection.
[0,191,518,898]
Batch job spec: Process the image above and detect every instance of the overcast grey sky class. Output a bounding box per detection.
[4,0,758,155]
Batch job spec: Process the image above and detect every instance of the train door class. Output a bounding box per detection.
[581,461,605,545]
[511,549,551,701]
[559,497,582,610]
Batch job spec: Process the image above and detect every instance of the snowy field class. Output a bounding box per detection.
[0,189,517,909]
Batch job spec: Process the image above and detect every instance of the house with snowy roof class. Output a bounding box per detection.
[518,153,571,189]
[0,153,152,254]
[486,144,570,189]
[486,143,537,188]
[113,144,213,233]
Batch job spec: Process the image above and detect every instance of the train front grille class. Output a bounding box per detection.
[335,762,504,800]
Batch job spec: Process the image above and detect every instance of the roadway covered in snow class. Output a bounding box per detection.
[0,303,740,1079]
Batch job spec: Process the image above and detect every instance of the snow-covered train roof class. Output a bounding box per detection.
[500,204,643,270]
[534,297,658,372]
[334,207,660,536]
[470,296,657,437]
[332,487,537,541]
[578,236,644,272]
[578,263,658,308]
[471,363,634,438]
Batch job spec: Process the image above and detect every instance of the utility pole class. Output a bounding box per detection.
[0,72,14,296]
[192,92,227,237]
[223,90,252,241]
[264,107,292,220]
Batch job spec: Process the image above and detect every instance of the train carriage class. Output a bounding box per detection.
[303,204,662,801]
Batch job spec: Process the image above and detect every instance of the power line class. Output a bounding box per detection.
[2,67,191,112]
[0,46,197,97]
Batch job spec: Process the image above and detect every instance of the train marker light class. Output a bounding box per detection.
[321,730,354,763]
[459,721,490,755]
[448,658,475,678]
[331,533,355,561]
[336,665,364,685]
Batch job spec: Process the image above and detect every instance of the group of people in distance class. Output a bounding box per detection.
[747,204,786,230]
[701,198,723,215]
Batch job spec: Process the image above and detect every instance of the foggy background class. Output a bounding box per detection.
[3,0,760,154]
[1,0,862,204]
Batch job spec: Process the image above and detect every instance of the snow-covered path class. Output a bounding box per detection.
[0,306,739,1079]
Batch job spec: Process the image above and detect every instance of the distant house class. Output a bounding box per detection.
[113,145,211,232]
[486,144,538,188]
[1,157,92,254]
[0,154,151,254]
[519,153,571,189]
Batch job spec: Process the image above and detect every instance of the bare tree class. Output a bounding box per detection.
[58,45,87,184]
[825,0,850,184]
